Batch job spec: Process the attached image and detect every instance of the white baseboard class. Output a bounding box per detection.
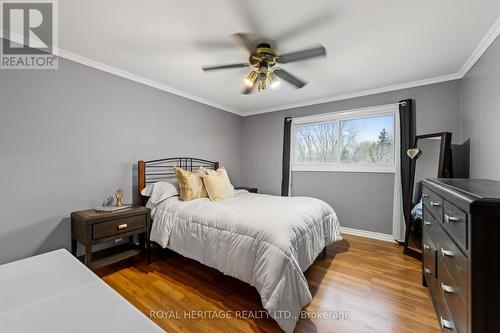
[341,227,396,243]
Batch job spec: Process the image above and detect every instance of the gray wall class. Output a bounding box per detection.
[0,52,467,262]
[242,80,462,234]
[460,36,500,180]
[293,172,395,234]
[0,57,243,264]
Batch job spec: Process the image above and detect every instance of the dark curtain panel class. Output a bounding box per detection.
[399,99,416,239]
[281,117,292,196]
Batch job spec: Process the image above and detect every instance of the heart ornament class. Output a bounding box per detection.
[407,148,422,160]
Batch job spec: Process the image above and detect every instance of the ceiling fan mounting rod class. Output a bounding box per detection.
[249,43,279,69]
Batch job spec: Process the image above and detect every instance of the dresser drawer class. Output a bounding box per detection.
[434,289,457,333]
[438,259,467,333]
[422,231,436,290]
[435,225,468,304]
[93,215,147,240]
[423,207,439,240]
[443,201,468,250]
[423,187,443,222]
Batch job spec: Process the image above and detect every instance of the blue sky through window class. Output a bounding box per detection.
[344,115,394,142]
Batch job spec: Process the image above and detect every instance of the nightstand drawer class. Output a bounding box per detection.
[93,215,147,240]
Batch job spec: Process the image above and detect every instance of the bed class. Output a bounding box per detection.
[138,157,342,332]
[0,249,164,333]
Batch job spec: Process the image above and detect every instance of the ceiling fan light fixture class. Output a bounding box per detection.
[244,71,258,87]
[258,79,266,92]
[201,33,326,94]
[258,65,268,81]
[268,72,280,89]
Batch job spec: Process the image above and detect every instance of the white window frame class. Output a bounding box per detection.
[291,104,399,174]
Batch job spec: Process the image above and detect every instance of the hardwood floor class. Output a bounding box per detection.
[96,234,440,333]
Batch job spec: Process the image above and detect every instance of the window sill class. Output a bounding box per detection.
[291,165,396,174]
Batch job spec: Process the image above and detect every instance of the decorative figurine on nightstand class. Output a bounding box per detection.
[102,195,114,207]
[115,188,124,207]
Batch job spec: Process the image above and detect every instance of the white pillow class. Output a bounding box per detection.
[141,181,179,206]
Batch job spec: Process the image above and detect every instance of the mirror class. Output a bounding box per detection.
[404,132,452,259]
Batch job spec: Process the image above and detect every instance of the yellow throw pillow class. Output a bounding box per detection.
[202,168,234,201]
[174,167,208,201]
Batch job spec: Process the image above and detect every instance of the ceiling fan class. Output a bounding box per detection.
[202,33,327,94]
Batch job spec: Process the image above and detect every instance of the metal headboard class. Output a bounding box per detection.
[137,157,220,206]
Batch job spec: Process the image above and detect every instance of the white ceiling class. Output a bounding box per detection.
[58,0,500,115]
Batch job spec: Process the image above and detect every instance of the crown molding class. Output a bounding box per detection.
[2,12,500,117]
[243,14,500,116]
[0,29,242,116]
[242,73,462,116]
[458,15,500,77]
[57,49,243,116]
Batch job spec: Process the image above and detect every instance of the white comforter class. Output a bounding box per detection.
[149,190,342,332]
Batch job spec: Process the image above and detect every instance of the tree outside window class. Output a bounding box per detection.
[294,114,395,167]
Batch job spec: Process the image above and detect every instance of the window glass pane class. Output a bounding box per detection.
[295,122,338,163]
[340,115,394,164]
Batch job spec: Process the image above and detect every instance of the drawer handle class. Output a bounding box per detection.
[445,214,459,223]
[441,248,454,257]
[424,267,431,275]
[423,244,431,251]
[430,201,441,207]
[440,316,455,330]
[424,221,432,226]
[441,282,456,294]
[422,194,429,198]
[118,223,128,230]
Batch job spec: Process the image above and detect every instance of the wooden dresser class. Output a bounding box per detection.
[422,178,500,333]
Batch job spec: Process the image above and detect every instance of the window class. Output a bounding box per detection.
[292,105,398,173]
[295,121,338,164]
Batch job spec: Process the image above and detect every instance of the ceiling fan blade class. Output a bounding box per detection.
[194,39,235,50]
[202,63,250,71]
[278,45,326,64]
[232,33,255,52]
[274,12,333,42]
[230,2,262,35]
[273,69,307,89]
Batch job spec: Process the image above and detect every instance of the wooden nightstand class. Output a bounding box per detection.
[235,186,258,193]
[71,206,151,270]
